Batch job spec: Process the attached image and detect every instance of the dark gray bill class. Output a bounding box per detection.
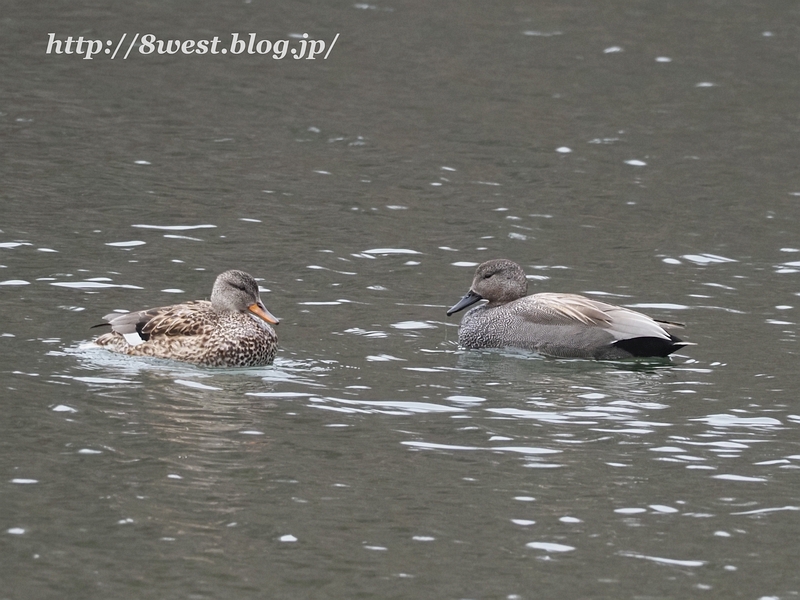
[446,290,483,316]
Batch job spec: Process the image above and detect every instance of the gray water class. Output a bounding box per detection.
[2,1,800,598]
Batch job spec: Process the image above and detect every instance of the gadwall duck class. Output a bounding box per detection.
[93,270,279,367]
[447,259,690,360]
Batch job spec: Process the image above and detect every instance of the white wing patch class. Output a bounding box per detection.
[122,331,146,346]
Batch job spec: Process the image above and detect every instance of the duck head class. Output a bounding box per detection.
[447,259,528,315]
[211,270,280,325]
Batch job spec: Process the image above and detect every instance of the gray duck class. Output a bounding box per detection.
[447,259,690,360]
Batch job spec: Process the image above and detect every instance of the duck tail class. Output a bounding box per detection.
[612,333,691,358]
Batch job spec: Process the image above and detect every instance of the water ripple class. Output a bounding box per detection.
[619,551,706,567]
[402,441,560,455]
[311,397,463,415]
[693,414,783,428]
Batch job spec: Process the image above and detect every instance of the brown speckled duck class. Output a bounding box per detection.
[93,270,279,367]
[447,259,691,360]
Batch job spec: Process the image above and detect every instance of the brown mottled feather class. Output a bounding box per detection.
[94,271,278,367]
[140,301,213,338]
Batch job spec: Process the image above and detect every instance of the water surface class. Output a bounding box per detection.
[2,1,800,598]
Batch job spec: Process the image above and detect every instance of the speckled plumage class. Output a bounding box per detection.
[94,270,279,367]
[447,259,690,360]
